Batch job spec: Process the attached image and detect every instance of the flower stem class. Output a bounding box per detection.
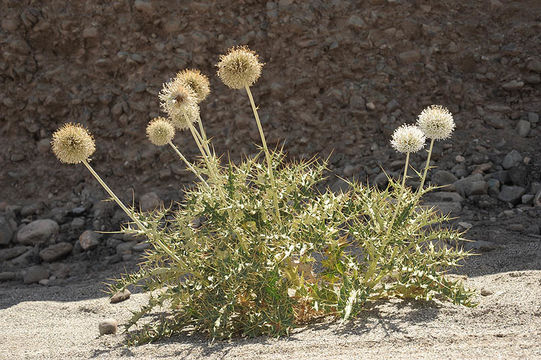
[81,159,181,263]
[197,115,213,158]
[419,138,435,191]
[245,85,281,223]
[168,141,210,188]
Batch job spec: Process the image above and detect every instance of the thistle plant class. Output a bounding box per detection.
[50,47,475,345]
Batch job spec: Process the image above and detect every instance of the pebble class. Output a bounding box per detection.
[139,192,161,212]
[0,246,29,261]
[398,50,421,64]
[498,185,526,205]
[431,170,458,186]
[480,288,493,296]
[110,289,131,304]
[463,240,499,252]
[39,242,73,262]
[0,272,16,282]
[516,120,530,137]
[16,219,59,246]
[79,230,101,250]
[453,174,487,197]
[23,265,50,284]
[98,319,118,335]
[455,155,465,163]
[0,215,15,245]
[501,150,522,169]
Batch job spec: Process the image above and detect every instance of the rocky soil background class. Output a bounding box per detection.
[0,0,540,289]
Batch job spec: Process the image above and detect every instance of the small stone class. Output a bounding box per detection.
[458,222,473,230]
[464,240,498,252]
[0,246,30,261]
[0,215,15,245]
[508,223,524,232]
[99,319,118,335]
[71,217,86,230]
[23,265,50,284]
[398,50,421,64]
[501,80,524,90]
[516,120,530,137]
[366,102,376,111]
[498,185,526,205]
[501,150,522,169]
[133,241,150,252]
[534,190,541,207]
[374,172,389,189]
[39,242,73,262]
[110,289,131,304]
[139,192,161,212]
[484,115,506,129]
[116,241,136,255]
[17,219,59,245]
[0,272,16,282]
[528,112,539,123]
[526,58,541,73]
[431,170,458,186]
[347,15,366,29]
[455,155,465,163]
[79,230,101,250]
[454,174,487,197]
[82,27,98,39]
[480,288,493,296]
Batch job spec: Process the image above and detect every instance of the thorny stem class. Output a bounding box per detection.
[419,138,435,192]
[197,115,213,158]
[168,141,210,189]
[245,85,281,223]
[81,159,181,263]
[364,152,410,284]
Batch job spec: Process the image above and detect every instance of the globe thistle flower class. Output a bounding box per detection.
[217,46,263,89]
[391,124,426,154]
[416,105,455,140]
[176,69,210,103]
[147,117,175,146]
[159,78,198,120]
[169,103,200,131]
[51,123,96,164]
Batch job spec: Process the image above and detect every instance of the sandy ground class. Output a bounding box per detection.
[1,240,541,360]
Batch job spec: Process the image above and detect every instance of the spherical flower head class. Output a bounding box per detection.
[217,46,263,89]
[391,124,426,154]
[176,69,210,103]
[159,78,197,119]
[169,103,200,131]
[417,105,455,140]
[147,117,175,146]
[51,123,95,164]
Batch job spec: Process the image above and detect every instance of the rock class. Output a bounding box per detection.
[374,172,389,189]
[71,217,86,230]
[17,219,59,245]
[501,80,524,90]
[110,289,131,304]
[10,248,37,268]
[534,190,541,207]
[508,165,528,186]
[0,272,16,282]
[480,288,493,296]
[428,192,463,203]
[79,230,101,250]
[39,242,73,262]
[139,192,161,212]
[502,150,522,169]
[498,185,526,205]
[463,240,499,252]
[484,114,506,129]
[49,263,70,279]
[453,174,487,197]
[487,178,501,197]
[526,58,541,73]
[398,50,421,64]
[0,216,15,245]
[116,241,136,255]
[98,319,118,335]
[0,246,30,261]
[133,241,150,252]
[423,202,462,216]
[347,15,366,29]
[23,265,49,284]
[528,112,539,123]
[516,120,530,137]
[455,155,465,163]
[82,27,98,39]
[431,170,458,186]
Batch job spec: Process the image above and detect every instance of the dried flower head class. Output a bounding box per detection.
[176,69,210,103]
[51,123,95,164]
[169,103,200,131]
[417,105,455,140]
[217,46,263,89]
[391,124,426,154]
[147,117,175,146]
[159,78,197,120]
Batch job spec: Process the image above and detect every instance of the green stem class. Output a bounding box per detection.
[419,138,435,192]
[197,115,212,158]
[244,85,281,223]
[364,152,410,284]
[81,160,181,263]
[168,141,210,189]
